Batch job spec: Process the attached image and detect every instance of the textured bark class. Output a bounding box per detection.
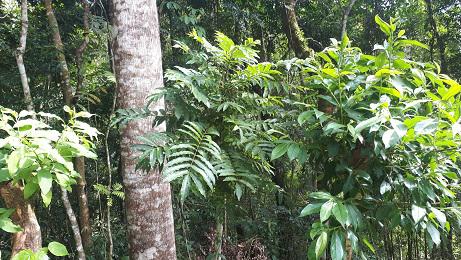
[0,182,41,255]
[16,0,34,112]
[112,0,177,259]
[75,157,92,251]
[74,1,93,251]
[44,1,87,258]
[280,0,310,58]
[340,0,357,39]
[60,188,86,260]
[0,1,42,255]
[424,0,447,73]
[44,0,73,105]
[75,0,90,100]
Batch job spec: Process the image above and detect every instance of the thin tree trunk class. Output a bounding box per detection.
[74,1,93,252]
[44,0,72,105]
[0,0,42,255]
[104,44,118,260]
[0,183,41,255]
[280,0,310,58]
[16,0,34,112]
[44,1,87,258]
[424,0,447,73]
[112,1,177,259]
[60,188,86,260]
[340,0,357,39]
[214,217,224,260]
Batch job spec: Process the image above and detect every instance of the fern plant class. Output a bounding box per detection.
[117,31,284,202]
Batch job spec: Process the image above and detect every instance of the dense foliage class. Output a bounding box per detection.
[1,0,461,259]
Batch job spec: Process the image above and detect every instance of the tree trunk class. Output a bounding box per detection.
[0,0,42,255]
[44,1,87,258]
[16,0,34,112]
[0,183,41,255]
[424,0,447,73]
[44,0,72,105]
[74,3,92,250]
[60,188,86,260]
[340,0,357,39]
[280,0,310,58]
[111,1,177,259]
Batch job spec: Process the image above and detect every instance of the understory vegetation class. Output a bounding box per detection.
[1,0,461,259]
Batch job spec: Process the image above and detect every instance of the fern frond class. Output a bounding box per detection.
[162,121,222,202]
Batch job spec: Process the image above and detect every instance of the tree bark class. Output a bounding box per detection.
[60,188,86,260]
[0,0,42,255]
[340,0,357,39]
[44,0,72,105]
[424,0,447,73]
[280,0,310,58]
[16,0,34,112]
[111,0,177,259]
[43,1,87,258]
[74,1,93,252]
[0,183,41,256]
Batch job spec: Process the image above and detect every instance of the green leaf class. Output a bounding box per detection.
[414,119,438,135]
[315,231,328,259]
[431,208,446,226]
[380,181,392,195]
[300,203,323,217]
[332,202,348,227]
[355,116,381,134]
[37,170,53,195]
[298,111,314,125]
[0,218,22,233]
[320,200,335,222]
[399,39,429,50]
[48,241,69,256]
[411,205,426,223]
[382,129,400,149]
[309,192,333,200]
[362,238,376,254]
[330,231,345,260]
[287,143,301,161]
[24,182,39,199]
[442,81,461,100]
[426,222,441,245]
[270,143,290,161]
[41,191,52,207]
[375,15,391,35]
[180,175,191,202]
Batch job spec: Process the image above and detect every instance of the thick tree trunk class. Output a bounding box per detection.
[280,0,310,58]
[340,0,357,39]
[43,1,87,258]
[424,0,447,73]
[0,183,41,255]
[111,1,177,259]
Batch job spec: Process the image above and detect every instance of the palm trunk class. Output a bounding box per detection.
[43,1,87,258]
[111,0,177,259]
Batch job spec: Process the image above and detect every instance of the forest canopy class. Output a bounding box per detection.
[0,0,461,260]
